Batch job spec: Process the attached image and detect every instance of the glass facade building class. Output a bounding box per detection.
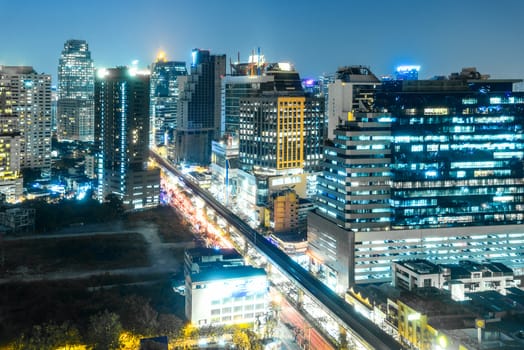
[57,39,95,142]
[176,49,226,165]
[309,71,524,289]
[150,56,187,147]
[95,67,159,210]
[379,78,524,229]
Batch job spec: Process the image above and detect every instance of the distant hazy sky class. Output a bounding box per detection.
[1,0,523,82]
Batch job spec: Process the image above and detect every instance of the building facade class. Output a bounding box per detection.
[239,63,324,174]
[176,49,226,165]
[308,69,524,290]
[150,53,187,147]
[392,259,517,298]
[184,248,268,327]
[0,66,51,176]
[326,66,380,140]
[210,134,239,205]
[57,39,95,142]
[95,67,159,210]
[0,79,23,202]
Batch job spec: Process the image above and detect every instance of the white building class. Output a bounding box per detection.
[184,247,269,327]
[187,266,269,327]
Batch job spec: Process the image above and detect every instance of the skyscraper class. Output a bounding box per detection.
[308,68,524,290]
[150,52,187,148]
[95,67,159,210]
[0,66,51,176]
[0,79,23,202]
[176,49,226,165]
[57,39,95,142]
[221,53,271,135]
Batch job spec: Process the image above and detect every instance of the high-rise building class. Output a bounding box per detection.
[95,67,159,210]
[176,49,226,165]
[235,63,324,227]
[0,80,23,202]
[150,52,187,148]
[57,39,95,142]
[308,68,524,290]
[221,53,271,135]
[0,66,51,176]
[239,63,324,173]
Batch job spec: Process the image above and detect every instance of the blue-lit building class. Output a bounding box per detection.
[95,67,159,210]
[309,68,524,290]
[149,53,187,147]
[395,65,420,81]
[57,39,95,142]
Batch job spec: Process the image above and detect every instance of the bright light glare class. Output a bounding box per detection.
[97,68,109,79]
[407,312,421,321]
[278,62,292,71]
[396,65,421,72]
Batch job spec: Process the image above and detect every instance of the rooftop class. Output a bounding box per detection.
[191,265,267,283]
[395,259,440,274]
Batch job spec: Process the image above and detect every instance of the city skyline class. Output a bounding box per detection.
[1,0,524,82]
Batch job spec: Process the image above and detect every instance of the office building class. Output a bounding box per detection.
[95,67,159,210]
[176,49,226,165]
[184,248,268,327]
[222,54,271,135]
[235,63,324,227]
[0,66,52,175]
[309,68,524,289]
[149,52,187,147]
[57,39,95,142]
[239,62,324,174]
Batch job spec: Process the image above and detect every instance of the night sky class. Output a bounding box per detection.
[1,0,523,82]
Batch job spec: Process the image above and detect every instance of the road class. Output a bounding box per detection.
[152,151,404,350]
[279,293,335,350]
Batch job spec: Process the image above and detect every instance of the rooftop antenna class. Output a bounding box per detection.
[257,47,261,76]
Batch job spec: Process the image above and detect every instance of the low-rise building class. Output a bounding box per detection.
[392,259,518,299]
[184,247,269,327]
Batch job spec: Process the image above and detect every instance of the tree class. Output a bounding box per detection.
[232,329,250,350]
[118,295,158,336]
[12,321,81,350]
[105,193,125,217]
[155,314,184,339]
[86,310,122,350]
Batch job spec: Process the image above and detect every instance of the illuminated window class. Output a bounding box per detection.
[424,108,448,115]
